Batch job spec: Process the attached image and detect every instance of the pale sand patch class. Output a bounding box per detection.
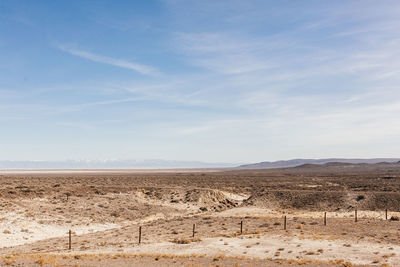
[212,207,399,220]
[82,233,400,265]
[0,212,119,248]
[219,191,249,201]
[0,168,226,174]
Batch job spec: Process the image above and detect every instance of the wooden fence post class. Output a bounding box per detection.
[68,230,71,250]
[355,209,358,222]
[324,212,327,226]
[386,208,388,220]
[192,223,195,238]
[284,216,287,230]
[139,226,142,244]
[240,220,243,234]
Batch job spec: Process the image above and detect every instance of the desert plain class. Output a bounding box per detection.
[1,162,400,266]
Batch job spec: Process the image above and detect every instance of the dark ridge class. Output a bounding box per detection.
[293,162,355,169]
[238,158,400,169]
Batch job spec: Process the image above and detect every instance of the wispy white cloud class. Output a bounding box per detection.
[54,121,93,129]
[58,45,159,76]
[176,32,277,74]
[70,97,141,108]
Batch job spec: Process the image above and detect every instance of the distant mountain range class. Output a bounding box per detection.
[238,158,400,169]
[0,159,237,169]
[1,158,399,170]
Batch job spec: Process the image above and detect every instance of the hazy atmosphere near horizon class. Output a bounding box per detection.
[1,0,400,164]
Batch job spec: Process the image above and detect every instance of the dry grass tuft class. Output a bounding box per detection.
[171,237,201,244]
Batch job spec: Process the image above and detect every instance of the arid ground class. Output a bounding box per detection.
[1,162,400,266]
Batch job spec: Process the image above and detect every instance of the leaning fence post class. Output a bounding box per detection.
[192,223,196,238]
[68,230,71,250]
[139,226,142,244]
[324,212,327,226]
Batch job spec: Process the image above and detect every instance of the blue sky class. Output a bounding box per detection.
[1,0,400,163]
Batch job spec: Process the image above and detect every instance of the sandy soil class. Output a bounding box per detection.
[1,165,400,266]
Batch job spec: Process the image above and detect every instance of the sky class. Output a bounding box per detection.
[1,0,400,163]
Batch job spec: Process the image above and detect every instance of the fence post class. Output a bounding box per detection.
[68,230,71,250]
[139,226,142,244]
[240,220,243,234]
[324,212,327,226]
[284,216,287,230]
[355,209,357,222]
[386,208,388,220]
[192,223,195,238]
